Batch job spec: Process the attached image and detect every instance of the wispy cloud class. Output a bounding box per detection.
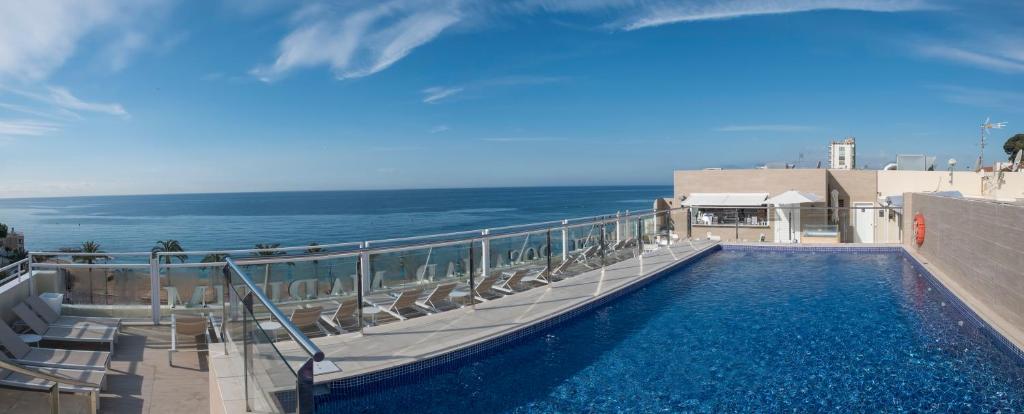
[715,124,819,132]
[422,86,464,104]
[931,85,1024,112]
[1,85,129,118]
[0,0,174,81]
[0,119,60,137]
[915,43,1024,74]
[421,75,567,104]
[253,0,932,82]
[480,137,568,142]
[251,1,461,82]
[429,124,450,133]
[47,87,128,117]
[618,0,938,31]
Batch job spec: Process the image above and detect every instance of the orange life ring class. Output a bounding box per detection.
[913,213,925,246]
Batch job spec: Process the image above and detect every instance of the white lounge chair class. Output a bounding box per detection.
[494,270,543,294]
[0,363,106,397]
[0,321,109,370]
[364,288,426,321]
[13,304,118,354]
[415,283,458,313]
[168,314,211,366]
[324,298,360,332]
[288,306,328,337]
[472,274,505,301]
[24,296,121,333]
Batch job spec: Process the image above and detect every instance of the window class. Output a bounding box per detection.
[692,207,768,227]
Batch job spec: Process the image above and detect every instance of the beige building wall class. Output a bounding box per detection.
[878,170,1024,201]
[903,193,1024,348]
[674,169,827,197]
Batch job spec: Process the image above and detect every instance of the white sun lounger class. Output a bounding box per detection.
[364,288,425,321]
[415,283,458,313]
[169,314,212,366]
[494,269,542,294]
[472,274,505,301]
[13,304,118,354]
[288,306,328,337]
[0,321,110,370]
[324,298,360,332]
[24,296,121,333]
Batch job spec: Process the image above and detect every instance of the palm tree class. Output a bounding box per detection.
[151,240,188,264]
[201,253,228,263]
[71,241,111,304]
[254,243,285,295]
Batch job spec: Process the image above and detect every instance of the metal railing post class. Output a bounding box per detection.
[242,292,252,412]
[545,230,552,276]
[221,264,231,347]
[150,254,161,325]
[560,220,569,261]
[481,229,489,277]
[599,224,606,268]
[636,219,644,255]
[468,240,476,309]
[27,254,35,297]
[615,212,621,243]
[358,242,368,333]
[296,358,315,414]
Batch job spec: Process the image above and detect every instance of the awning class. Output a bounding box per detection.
[682,192,768,207]
[767,190,822,205]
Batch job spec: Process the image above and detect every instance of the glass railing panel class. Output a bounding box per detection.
[365,241,479,323]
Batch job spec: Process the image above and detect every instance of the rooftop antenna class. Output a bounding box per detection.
[976,117,1007,171]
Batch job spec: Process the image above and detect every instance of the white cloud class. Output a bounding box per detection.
[480,137,568,142]
[422,86,464,103]
[618,0,938,30]
[0,0,173,81]
[255,0,932,82]
[916,44,1024,74]
[0,119,60,137]
[47,87,128,117]
[715,124,819,132]
[252,1,461,82]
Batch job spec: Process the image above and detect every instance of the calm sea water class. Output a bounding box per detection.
[0,186,670,252]
[323,251,1024,412]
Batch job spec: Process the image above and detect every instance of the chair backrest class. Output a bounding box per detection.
[474,274,500,292]
[23,296,60,324]
[392,288,423,311]
[426,283,457,303]
[0,320,30,359]
[174,315,208,337]
[290,306,324,328]
[333,299,357,321]
[12,304,48,335]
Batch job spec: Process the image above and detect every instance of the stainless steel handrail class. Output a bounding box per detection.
[222,257,325,362]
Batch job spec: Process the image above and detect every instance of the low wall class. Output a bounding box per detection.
[0,271,61,325]
[903,193,1024,347]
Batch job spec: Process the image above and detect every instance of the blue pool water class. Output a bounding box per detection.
[0,186,668,252]
[321,251,1024,413]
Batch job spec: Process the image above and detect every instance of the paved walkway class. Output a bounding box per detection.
[282,240,715,382]
[0,325,211,414]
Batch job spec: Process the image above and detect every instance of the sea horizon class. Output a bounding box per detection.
[0,185,671,253]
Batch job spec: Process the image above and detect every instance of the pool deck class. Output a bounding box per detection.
[210,239,718,412]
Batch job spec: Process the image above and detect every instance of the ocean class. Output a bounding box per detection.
[0,186,671,253]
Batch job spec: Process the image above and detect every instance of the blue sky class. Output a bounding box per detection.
[0,0,1022,197]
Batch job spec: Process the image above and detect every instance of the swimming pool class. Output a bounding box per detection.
[318,249,1024,412]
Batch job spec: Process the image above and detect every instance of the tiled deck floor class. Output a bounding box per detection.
[0,325,210,414]
[213,240,718,411]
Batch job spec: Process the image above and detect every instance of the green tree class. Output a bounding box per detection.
[151,240,188,264]
[254,243,285,295]
[1004,133,1024,161]
[70,241,111,304]
[201,253,228,263]
[0,223,7,238]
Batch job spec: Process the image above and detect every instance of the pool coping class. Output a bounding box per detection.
[720,243,1024,364]
[310,242,721,400]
